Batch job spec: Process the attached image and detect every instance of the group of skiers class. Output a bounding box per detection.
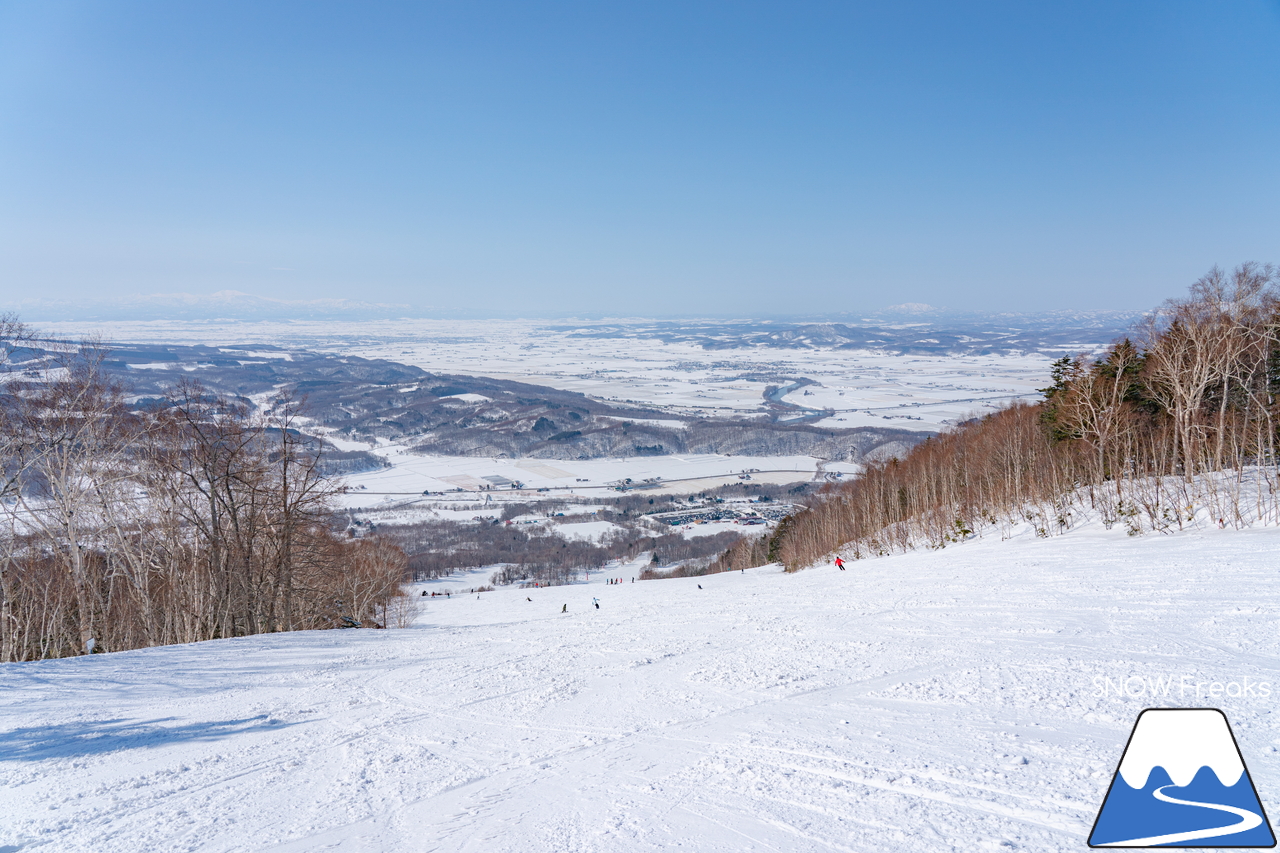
[436,558,850,619]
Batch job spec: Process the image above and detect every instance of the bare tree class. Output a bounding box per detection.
[6,344,142,653]
[724,263,1280,574]
[1,342,410,660]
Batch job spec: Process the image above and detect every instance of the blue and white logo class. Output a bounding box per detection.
[1089,708,1275,847]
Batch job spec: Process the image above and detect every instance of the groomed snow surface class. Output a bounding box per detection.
[3,523,1279,852]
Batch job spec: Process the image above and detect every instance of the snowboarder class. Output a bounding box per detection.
[592,597,600,610]
[697,584,702,589]
[835,556,845,571]
[561,603,567,613]
[527,597,532,602]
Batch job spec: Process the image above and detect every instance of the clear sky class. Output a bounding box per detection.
[2,1,1279,317]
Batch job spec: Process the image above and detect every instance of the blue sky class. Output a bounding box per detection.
[2,1,1278,317]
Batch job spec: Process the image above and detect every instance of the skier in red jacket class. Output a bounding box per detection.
[834,556,845,571]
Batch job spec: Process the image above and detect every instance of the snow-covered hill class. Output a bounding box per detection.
[2,523,1278,852]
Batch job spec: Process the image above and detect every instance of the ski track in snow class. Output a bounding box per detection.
[3,523,1279,851]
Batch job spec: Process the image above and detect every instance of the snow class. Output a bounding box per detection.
[3,521,1279,851]
[219,350,293,361]
[38,318,1057,430]
[597,416,690,430]
[678,520,747,537]
[324,434,379,452]
[338,449,824,504]
[553,520,626,542]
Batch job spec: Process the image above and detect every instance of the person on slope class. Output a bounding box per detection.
[834,556,845,571]
[592,597,600,610]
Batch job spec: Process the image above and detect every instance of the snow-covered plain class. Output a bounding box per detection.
[38,319,1060,430]
[4,522,1278,852]
[36,318,1065,512]
[339,449,839,506]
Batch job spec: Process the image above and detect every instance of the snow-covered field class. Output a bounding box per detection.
[35,318,1066,515]
[39,319,1057,430]
[4,521,1277,852]
[340,449,844,506]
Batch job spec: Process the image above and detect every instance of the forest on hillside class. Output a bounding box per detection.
[0,319,407,661]
[714,263,1280,572]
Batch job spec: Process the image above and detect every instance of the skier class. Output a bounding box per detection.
[592,597,600,610]
[835,556,845,571]
[697,584,702,589]
[561,604,567,613]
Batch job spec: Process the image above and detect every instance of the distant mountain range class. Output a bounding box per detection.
[864,305,1147,331]
[548,311,1147,356]
[4,290,1143,335]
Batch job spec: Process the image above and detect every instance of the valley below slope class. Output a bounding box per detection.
[41,340,924,464]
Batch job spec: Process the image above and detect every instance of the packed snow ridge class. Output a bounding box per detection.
[2,519,1278,852]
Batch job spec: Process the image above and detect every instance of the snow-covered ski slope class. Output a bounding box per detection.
[3,523,1278,852]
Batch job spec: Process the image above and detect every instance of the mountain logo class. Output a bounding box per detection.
[1089,708,1275,848]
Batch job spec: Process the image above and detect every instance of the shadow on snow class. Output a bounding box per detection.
[0,714,298,761]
